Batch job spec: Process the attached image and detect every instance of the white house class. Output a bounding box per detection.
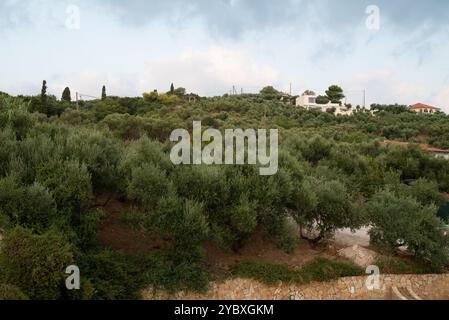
[410,103,441,114]
[295,91,353,116]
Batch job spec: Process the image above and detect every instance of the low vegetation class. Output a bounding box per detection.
[230,258,364,285]
[0,84,448,299]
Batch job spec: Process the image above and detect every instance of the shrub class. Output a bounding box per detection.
[64,129,123,191]
[36,159,93,224]
[143,250,209,293]
[127,163,172,210]
[299,257,364,282]
[0,227,74,300]
[74,209,104,252]
[101,113,147,140]
[120,136,173,176]
[374,256,434,275]
[294,176,361,243]
[230,260,301,285]
[0,176,58,232]
[366,190,449,269]
[230,258,363,285]
[80,250,147,300]
[0,284,29,300]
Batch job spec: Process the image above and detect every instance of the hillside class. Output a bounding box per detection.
[0,90,448,300]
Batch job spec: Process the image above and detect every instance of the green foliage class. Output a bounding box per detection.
[62,87,72,102]
[143,250,209,293]
[101,85,107,100]
[0,176,58,232]
[231,258,363,285]
[80,250,147,300]
[299,257,364,282]
[36,159,93,224]
[371,104,410,114]
[0,227,74,300]
[365,190,449,269]
[260,86,281,100]
[64,128,123,191]
[1,89,449,299]
[294,175,362,242]
[0,284,29,300]
[74,209,104,252]
[143,91,181,106]
[316,95,330,104]
[127,163,172,210]
[325,85,345,104]
[374,256,433,275]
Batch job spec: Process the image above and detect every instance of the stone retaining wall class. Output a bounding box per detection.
[143,274,449,300]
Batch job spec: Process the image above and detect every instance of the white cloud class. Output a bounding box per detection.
[345,69,427,106]
[138,47,280,95]
[47,47,279,98]
[433,86,449,113]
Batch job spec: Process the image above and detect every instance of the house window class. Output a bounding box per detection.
[308,97,316,104]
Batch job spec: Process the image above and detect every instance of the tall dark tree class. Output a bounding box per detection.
[40,80,47,100]
[325,85,345,104]
[170,83,175,95]
[40,80,49,115]
[101,86,107,100]
[62,87,71,102]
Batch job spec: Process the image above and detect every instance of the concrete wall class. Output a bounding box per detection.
[144,274,449,300]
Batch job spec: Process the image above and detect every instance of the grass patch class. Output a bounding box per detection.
[300,257,364,282]
[374,255,435,275]
[230,257,364,285]
[230,261,302,285]
[142,250,209,294]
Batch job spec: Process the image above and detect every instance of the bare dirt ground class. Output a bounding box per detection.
[97,195,167,255]
[203,233,335,269]
[96,195,361,270]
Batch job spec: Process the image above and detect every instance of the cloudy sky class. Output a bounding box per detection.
[1,0,449,111]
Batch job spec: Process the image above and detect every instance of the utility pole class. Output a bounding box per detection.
[363,89,366,108]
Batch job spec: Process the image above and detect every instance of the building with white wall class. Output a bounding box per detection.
[410,103,441,114]
[295,91,353,116]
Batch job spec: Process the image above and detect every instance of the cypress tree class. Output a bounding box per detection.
[62,87,71,102]
[40,80,48,115]
[40,80,47,99]
[170,83,175,95]
[101,86,107,100]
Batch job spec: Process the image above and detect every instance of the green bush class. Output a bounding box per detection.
[366,190,449,269]
[74,209,104,252]
[374,256,434,275]
[299,257,364,282]
[0,227,74,300]
[0,284,29,300]
[231,258,363,285]
[0,176,58,232]
[230,261,302,284]
[127,163,172,210]
[64,128,123,191]
[143,250,209,293]
[36,159,93,224]
[80,250,147,300]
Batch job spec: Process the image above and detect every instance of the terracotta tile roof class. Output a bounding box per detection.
[381,140,449,154]
[410,103,440,110]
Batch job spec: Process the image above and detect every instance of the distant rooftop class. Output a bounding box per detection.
[410,103,440,111]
